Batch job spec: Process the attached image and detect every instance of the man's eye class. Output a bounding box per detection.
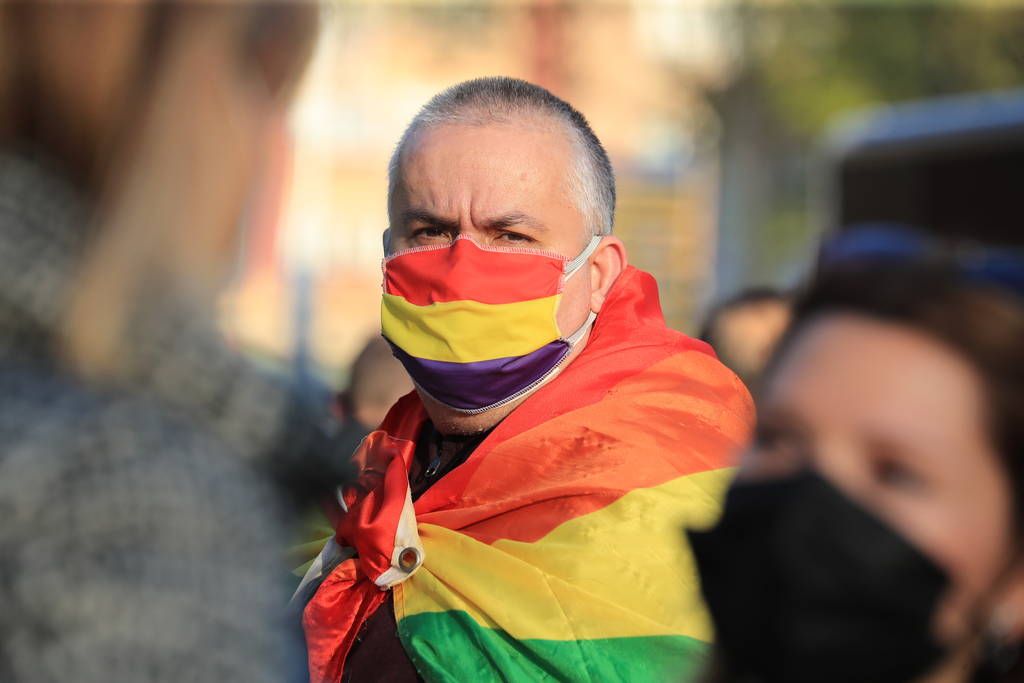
[497,231,533,243]
[412,227,449,241]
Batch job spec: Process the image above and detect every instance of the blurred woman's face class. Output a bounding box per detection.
[743,313,1018,658]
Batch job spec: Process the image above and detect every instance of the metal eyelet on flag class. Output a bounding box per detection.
[398,546,422,573]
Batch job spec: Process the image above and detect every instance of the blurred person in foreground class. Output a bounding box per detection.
[0,4,349,681]
[699,288,792,392]
[689,227,1024,683]
[298,77,754,683]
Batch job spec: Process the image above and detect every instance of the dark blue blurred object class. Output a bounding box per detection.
[820,224,1024,301]
[826,90,1024,247]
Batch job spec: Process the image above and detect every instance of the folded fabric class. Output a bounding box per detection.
[303,267,754,682]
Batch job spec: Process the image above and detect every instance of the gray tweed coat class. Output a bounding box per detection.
[0,151,344,682]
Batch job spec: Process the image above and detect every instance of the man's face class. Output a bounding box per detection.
[387,118,599,431]
[389,119,596,356]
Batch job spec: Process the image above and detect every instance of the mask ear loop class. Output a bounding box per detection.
[560,235,604,344]
[564,310,598,346]
[564,235,604,277]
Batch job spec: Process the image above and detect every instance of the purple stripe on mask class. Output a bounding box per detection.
[387,339,570,412]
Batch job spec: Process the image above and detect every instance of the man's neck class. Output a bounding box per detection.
[407,420,495,501]
[419,388,523,436]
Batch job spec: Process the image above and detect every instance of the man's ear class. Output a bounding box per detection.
[589,236,627,313]
[382,228,392,256]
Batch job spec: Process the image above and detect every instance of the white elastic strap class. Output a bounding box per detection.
[565,310,598,346]
[561,236,602,345]
[564,235,604,277]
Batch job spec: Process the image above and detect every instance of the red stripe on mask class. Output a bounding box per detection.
[385,239,566,306]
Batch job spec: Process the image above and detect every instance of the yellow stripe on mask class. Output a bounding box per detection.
[381,293,563,364]
[394,468,733,642]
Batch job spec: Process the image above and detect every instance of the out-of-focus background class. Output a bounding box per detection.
[220,1,1024,382]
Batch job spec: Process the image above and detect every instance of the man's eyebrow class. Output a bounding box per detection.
[401,209,459,231]
[482,212,547,232]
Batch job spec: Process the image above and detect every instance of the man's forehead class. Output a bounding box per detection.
[398,119,573,175]
[393,122,575,212]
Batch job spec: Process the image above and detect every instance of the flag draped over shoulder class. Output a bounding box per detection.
[303,266,754,683]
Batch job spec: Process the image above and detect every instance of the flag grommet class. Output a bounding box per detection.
[398,547,422,572]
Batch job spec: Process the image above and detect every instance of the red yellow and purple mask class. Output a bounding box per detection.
[381,235,602,414]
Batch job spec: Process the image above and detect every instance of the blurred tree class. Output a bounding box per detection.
[710,4,1024,297]
[753,6,1024,135]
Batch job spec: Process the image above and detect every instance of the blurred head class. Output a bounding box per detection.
[384,77,627,434]
[0,3,154,191]
[699,288,792,391]
[0,3,315,196]
[342,336,413,430]
[0,3,317,377]
[739,240,1024,682]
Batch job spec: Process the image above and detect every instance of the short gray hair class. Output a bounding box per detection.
[388,77,616,237]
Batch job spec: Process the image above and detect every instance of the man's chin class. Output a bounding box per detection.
[417,390,526,436]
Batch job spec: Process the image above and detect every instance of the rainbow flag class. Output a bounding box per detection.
[304,267,753,682]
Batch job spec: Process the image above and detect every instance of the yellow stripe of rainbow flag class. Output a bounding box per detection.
[394,468,733,681]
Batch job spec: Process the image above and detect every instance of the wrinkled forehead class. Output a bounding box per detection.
[390,119,578,213]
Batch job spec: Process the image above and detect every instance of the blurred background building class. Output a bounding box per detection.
[220,0,1024,384]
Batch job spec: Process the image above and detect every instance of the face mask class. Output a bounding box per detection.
[687,470,950,683]
[381,234,602,414]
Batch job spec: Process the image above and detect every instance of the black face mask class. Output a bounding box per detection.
[687,471,951,683]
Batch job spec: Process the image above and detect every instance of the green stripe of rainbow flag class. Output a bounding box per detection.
[401,610,707,682]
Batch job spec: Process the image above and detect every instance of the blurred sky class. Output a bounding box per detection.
[219,0,1024,384]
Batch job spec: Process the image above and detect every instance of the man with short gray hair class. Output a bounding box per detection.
[301,77,753,683]
[388,76,616,240]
